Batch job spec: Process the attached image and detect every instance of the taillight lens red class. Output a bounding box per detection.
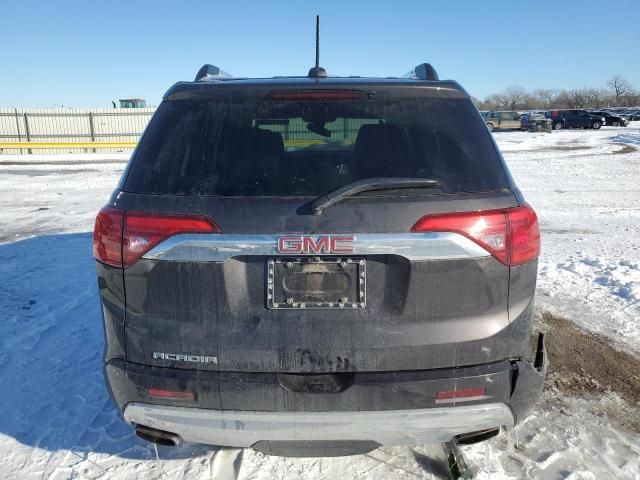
[93,206,125,267]
[411,204,540,266]
[507,205,541,266]
[123,211,220,267]
[92,207,220,268]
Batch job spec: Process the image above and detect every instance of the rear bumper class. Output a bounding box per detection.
[106,339,546,448]
[123,402,514,447]
[105,358,543,414]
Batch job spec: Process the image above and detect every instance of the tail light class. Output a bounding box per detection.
[411,204,540,266]
[93,207,220,268]
[123,211,220,267]
[93,207,124,267]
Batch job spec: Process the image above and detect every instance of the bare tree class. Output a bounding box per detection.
[607,76,632,105]
[503,86,527,110]
[626,90,640,107]
[568,89,592,109]
[482,93,507,111]
[479,78,638,111]
[588,88,609,108]
[552,90,567,109]
[531,89,560,109]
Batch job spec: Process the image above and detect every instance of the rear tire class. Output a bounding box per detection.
[592,121,601,130]
[553,122,563,130]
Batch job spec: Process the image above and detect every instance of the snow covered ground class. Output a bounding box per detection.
[0,126,638,479]
[494,128,640,355]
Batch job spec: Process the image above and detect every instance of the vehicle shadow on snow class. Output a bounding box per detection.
[0,233,215,461]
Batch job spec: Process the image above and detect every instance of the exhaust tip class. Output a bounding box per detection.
[455,427,501,445]
[135,425,182,447]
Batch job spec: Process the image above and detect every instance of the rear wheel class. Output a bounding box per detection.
[553,122,563,130]
[592,121,601,130]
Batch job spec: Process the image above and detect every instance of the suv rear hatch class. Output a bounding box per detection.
[98,84,538,374]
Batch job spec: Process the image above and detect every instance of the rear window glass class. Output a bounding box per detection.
[123,97,508,196]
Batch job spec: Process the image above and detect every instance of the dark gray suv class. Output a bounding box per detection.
[93,62,546,457]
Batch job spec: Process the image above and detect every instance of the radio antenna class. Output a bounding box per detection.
[308,15,327,78]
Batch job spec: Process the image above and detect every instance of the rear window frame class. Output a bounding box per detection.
[120,96,510,198]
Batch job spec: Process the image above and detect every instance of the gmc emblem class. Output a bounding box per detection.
[277,235,355,254]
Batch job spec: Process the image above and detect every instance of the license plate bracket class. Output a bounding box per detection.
[267,257,366,309]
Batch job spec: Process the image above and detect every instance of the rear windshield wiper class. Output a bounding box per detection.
[311,177,441,214]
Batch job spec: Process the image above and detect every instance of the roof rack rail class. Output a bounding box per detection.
[194,64,233,82]
[404,63,439,81]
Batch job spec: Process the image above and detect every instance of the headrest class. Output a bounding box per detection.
[254,128,284,155]
[355,124,404,157]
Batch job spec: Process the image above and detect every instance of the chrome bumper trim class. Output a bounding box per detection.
[142,233,490,263]
[124,403,514,447]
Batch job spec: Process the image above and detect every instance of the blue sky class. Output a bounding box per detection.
[2,0,639,107]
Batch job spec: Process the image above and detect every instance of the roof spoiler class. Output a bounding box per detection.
[194,64,234,82]
[403,63,439,81]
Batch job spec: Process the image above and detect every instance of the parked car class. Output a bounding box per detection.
[521,113,552,132]
[482,110,522,132]
[613,111,633,121]
[93,61,545,457]
[625,110,640,121]
[549,110,604,130]
[589,111,628,127]
[607,108,632,119]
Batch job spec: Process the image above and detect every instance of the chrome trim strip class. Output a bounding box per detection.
[142,233,490,262]
[124,402,514,447]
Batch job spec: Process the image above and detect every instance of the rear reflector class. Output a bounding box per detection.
[93,207,220,268]
[435,387,487,404]
[93,206,124,268]
[147,388,195,401]
[411,204,540,266]
[266,90,366,101]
